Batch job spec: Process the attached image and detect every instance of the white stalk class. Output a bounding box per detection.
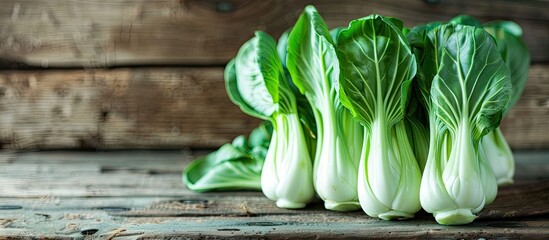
[482,127,514,185]
[261,113,314,209]
[315,107,362,211]
[422,118,487,225]
[261,116,283,202]
[358,118,421,220]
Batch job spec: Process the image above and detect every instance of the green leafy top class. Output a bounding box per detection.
[336,15,416,128]
[225,59,269,120]
[287,5,339,109]
[408,22,454,110]
[431,25,511,140]
[410,16,528,117]
[226,31,297,120]
[483,21,530,113]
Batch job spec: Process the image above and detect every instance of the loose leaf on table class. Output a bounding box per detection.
[183,123,272,192]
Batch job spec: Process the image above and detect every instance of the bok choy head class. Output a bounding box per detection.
[286,5,363,212]
[414,23,511,225]
[336,15,422,220]
[442,15,530,186]
[226,31,315,209]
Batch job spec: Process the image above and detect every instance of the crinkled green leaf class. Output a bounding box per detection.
[431,25,511,140]
[234,32,280,116]
[183,144,263,192]
[225,59,271,120]
[384,17,404,30]
[234,31,297,115]
[408,22,454,109]
[483,21,530,113]
[337,14,416,127]
[183,123,272,192]
[287,5,338,108]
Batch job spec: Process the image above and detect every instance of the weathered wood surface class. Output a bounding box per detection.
[0,68,260,150]
[0,151,547,239]
[0,0,547,68]
[503,64,549,149]
[1,65,548,150]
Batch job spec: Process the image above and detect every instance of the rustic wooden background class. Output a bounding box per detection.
[0,0,548,150]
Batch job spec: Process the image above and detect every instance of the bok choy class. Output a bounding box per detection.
[184,5,527,226]
[227,32,315,209]
[446,15,530,185]
[411,23,511,225]
[336,15,422,220]
[286,6,363,211]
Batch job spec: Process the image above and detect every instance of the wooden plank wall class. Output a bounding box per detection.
[0,0,548,150]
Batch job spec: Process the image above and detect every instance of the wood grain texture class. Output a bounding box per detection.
[0,68,260,150]
[502,65,549,149]
[0,151,547,239]
[1,65,548,150]
[0,0,547,68]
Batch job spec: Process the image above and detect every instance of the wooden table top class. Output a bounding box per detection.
[0,150,547,239]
